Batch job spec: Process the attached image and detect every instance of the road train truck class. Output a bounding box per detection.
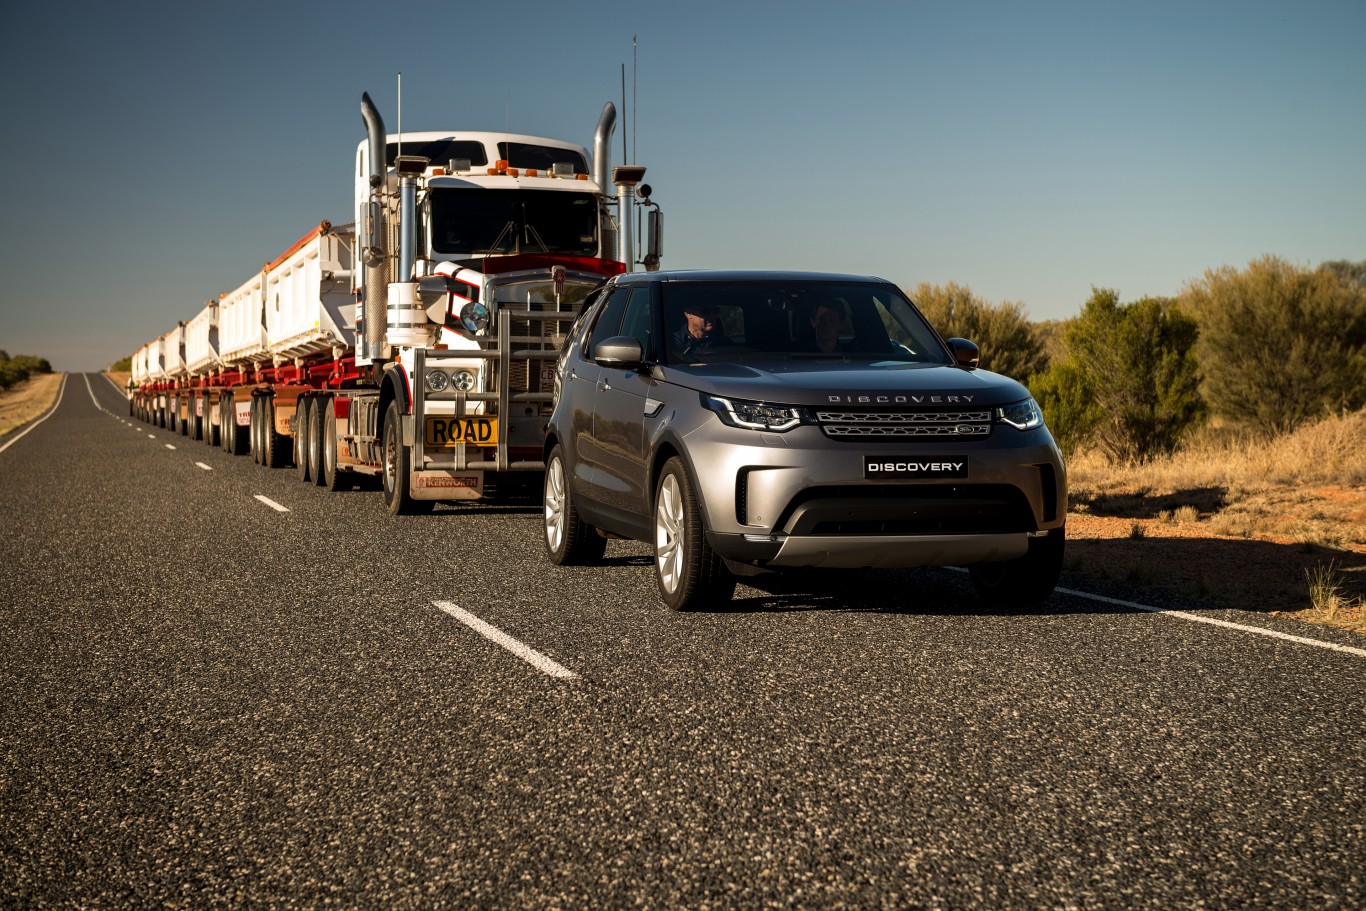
[129,92,661,513]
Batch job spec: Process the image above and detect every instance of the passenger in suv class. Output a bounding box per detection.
[543,271,1066,611]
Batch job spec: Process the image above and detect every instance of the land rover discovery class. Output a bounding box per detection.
[542,270,1066,610]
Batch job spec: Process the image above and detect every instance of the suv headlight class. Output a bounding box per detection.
[703,394,810,432]
[996,397,1043,431]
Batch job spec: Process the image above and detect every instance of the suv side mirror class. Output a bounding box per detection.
[947,337,980,368]
[594,336,645,368]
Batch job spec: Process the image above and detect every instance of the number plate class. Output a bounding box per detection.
[425,416,498,448]
[864,456,968,479]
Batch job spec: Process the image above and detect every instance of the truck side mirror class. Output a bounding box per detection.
[643,207,664,272]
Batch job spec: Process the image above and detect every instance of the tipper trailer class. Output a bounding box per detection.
[129,92,661,512]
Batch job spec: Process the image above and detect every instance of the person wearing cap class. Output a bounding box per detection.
[671,301,733,357]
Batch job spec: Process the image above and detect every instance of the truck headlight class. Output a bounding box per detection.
[460,301,490,334]
[703,394,810,432]
[452,370,476,391]
[996,397,1043,430]
[425,369,450,392]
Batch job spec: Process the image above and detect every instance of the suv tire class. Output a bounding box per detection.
[969,526,1065,607]
[654,457,736,611]
[544,445,606,565]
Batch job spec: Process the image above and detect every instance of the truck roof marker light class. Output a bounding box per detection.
[576,174,589,181]
[432,167,446,176]
[524,168,538,177]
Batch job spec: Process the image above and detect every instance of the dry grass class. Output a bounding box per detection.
[1065,409,1366,634]
[0,372,64,437]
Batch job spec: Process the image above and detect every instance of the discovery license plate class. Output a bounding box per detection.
[864,456,968,479]
[425,416,498,448]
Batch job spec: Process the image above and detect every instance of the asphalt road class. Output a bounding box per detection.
[2,374,1363,910]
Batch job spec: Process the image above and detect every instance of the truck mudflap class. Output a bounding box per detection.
[410,469,484,500]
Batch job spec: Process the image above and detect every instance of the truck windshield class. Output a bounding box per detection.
[429,189,597,257]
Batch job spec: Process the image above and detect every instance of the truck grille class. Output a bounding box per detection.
[816,410,993,440]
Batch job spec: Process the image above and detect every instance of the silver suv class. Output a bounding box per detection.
[543,271,1066,610]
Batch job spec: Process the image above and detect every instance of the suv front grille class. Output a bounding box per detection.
[816,410,992,440]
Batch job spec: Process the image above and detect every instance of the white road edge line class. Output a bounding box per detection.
[1052,585,1366,659]
[433,601,578,679]
[195,462,212,471]
[945,566,1366,659]
[253,495,290,513]
[0,373,67,456]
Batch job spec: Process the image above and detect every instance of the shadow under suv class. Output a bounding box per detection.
[543,270,1067,610]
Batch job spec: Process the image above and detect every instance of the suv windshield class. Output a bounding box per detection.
[429,189,598,256]
[663,280,952,366]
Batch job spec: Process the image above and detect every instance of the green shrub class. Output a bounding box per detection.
[1063,289,1204,463]
[1178,256,1366,435]
[909,282,1049,381]
[1028,360,1100,459]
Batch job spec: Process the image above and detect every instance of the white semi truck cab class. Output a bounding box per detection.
[128,90,663,515]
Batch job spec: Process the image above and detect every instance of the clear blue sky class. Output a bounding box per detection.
[1,0,1362,371]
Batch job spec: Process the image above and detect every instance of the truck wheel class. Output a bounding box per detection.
[654,457,735,611]
[544,445,605,565]
[969,527,1066,607]
[295,398,313,483]
[321,398,345,491]
[381,401,429,514]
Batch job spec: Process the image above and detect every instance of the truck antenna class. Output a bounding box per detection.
[632,35,638,165]
[397,72,403,160]
[620,63,628,164]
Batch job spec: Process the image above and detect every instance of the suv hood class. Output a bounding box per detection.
[661,360,1031,409]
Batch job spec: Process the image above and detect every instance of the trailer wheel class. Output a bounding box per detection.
[381,400,429,514]
[224,396,244,455]
[203,396,217,448]
[321,398,345,492]
[308,396,326,486]
[295,398,313,483]
[264,398,291,469]
[248,398,259,462]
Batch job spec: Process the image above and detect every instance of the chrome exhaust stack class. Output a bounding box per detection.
[360,92,389,362]
[593,102,618,263]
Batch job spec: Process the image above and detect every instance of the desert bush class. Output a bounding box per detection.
[1178,256,1366,435]
[0,352,52,390]
[110,356,132,372]
[908,282,1049,381]
[1063,289,1204,463]
[1027,360,1099,459]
